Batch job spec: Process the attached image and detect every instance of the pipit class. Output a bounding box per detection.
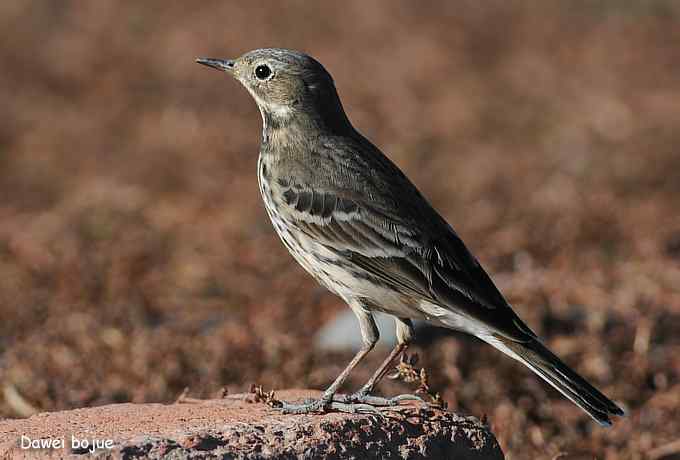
[197,49,624,426]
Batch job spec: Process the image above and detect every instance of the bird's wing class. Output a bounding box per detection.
[271,137,535,343]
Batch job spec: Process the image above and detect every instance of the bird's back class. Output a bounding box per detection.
[257,127,536,343]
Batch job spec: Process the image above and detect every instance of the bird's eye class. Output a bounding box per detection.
[255,64,272,80]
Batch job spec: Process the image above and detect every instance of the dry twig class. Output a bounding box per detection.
[249,384,281,407]
[389,353,447,409]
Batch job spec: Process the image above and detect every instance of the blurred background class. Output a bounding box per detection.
[1,1,679,458]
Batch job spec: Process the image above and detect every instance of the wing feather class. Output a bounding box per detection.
[270,139,534,342]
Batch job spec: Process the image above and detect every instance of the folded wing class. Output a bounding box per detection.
[272,138,535,343]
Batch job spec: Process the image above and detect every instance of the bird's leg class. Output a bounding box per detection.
[276,307,383,414]
[334,318,424,406]
[355,342,409,396]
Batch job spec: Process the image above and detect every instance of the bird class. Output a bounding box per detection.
[196,48,625,426]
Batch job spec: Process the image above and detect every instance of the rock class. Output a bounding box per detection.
[0,390,504,459]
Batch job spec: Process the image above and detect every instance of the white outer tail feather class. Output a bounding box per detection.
[482,335,614,426]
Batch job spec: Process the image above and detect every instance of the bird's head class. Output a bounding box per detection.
[197,48,351,132]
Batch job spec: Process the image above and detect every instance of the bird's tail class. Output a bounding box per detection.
[485,335,625,426]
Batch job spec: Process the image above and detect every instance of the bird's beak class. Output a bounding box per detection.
[196,58,235,73]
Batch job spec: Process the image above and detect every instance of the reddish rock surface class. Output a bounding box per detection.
[0,390,503,459]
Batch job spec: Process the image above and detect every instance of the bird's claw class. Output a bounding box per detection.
[273,397,386,415]
[333,392,426,407]
[273,398,327,414]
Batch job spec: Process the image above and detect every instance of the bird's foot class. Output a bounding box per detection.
[274,396,386,415]
[333,391,425,407]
